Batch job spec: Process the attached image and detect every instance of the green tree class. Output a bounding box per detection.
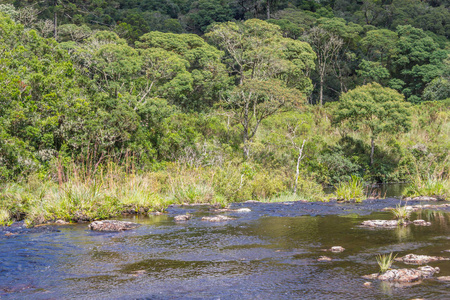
[136,31,231,110]
[227,79,303,158]
[333,83,411,166]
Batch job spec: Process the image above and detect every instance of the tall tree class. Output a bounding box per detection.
[228,79,302,158]
[333,83,411,166]
[303,27,343,106]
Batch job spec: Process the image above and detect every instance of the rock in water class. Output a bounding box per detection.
[412,219,431,226]
[174,215,191,222]
[235,208,251,213]
[360,220,400,227]
[331,246,345,253]
[418,266,440,278]
[365,266,440,283]
[88,220,140,232]
[201,215,235,222]
[318,256,332,262]
[395,254,449,265]
[377,269,423,282]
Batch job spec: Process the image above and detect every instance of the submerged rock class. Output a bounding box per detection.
[412,219,432,226]
[235,208,251,213]
[201,215,235,222]
[318,256,332,262]
[364,266,440,282]
[88,220,140,232]
[436,276,450,282]
[174,215,191,222]
[363,282,372,288]
[360,220,400,227]
[396,254,449,264]
[331,246,345,253]
[211,208,252,213]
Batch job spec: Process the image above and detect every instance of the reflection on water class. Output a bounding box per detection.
[1,201,450,299]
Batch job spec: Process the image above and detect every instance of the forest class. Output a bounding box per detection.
[0,0,449,225]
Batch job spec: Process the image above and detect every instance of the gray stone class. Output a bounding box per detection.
[318,256,332,261]
[396,254,449,265]
[331,246,345,253]
[413,219,431,226]
[364,266,440,283]
[174,215,191,222]
[88,220,140,232]
[361,220,400,227]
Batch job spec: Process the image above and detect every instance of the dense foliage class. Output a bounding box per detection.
[0,1,449,224]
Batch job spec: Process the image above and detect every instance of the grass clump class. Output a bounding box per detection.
[334,175,366,203]
[376,252,397,274]
[403,176,449,200]
[391,203,411,225]
[0,209,13,226]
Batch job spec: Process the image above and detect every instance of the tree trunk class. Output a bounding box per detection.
[319,76,324,106]
[370,136,375,166]
[267,0,270,19]
[243,94,250,159]
[293,139,306,195]
[54,1,58,40]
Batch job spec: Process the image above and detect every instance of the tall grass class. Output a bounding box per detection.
[391,203,411,225]
[377,252,397,274]
[334,175,366,203]
[403,175,449,199]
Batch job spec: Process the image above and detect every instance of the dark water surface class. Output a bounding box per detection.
[1,199,450,300]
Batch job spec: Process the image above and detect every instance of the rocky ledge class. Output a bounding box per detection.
[403,196,445,201]
[363,266,440,282]
[395,254,449,265]
[88,220,140,232]
[383,204,450,213]
[360,219,431,227]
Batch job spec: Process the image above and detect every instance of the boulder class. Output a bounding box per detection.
[396,254,449,264]
[174,215,191,222]
[201,215,235,222]
[88,220,140,232]
[360,220,401,227]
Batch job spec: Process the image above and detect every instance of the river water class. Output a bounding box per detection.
[1,199,450,299]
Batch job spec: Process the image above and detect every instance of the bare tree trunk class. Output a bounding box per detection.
[319,76,324,106]
[243,93,250,159]
[267,0,270,19]
[370,136,375,166]
[293,139,306,195]
[54,1,58,40]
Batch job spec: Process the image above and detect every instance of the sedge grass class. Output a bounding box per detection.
[334,175,366,203]
[377,252,397,274]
